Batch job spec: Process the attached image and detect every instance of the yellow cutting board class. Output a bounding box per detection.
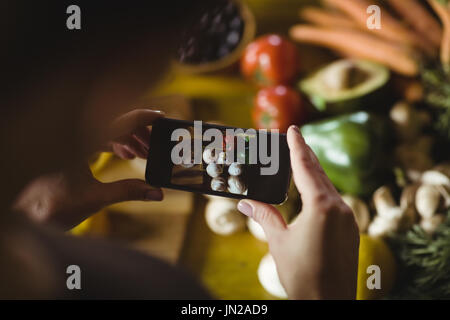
[95,157,193,216]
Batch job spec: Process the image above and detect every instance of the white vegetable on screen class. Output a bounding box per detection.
[228,176,247,194]
[206,163,223,178]
[211,177,227,192]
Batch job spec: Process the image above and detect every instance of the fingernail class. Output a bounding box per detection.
[289,125,300,134]
[238,200,253,217]
[146,189,163,201]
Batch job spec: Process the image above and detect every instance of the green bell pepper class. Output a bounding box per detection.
[301,112,389,196]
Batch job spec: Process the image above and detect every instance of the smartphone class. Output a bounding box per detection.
[146,118,291,204]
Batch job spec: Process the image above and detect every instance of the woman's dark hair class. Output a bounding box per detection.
[1,0,211,107]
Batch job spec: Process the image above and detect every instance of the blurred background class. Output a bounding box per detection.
[77,0,450,300]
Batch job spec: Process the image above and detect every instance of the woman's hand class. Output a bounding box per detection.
[104,109,163,160]
[237,126,360,300]
[14,109,164,230]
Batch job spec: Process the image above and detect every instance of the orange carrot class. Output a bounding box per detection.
[322,0,436,57]
[289,24,419,76]
[428,0,450,66]
[387,0,442,48]
[300,7,358,30]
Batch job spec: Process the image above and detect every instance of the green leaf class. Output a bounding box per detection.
[421,65,450,140]
[387,211,450,299]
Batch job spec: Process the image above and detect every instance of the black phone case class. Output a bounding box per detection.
[146,118,291,204]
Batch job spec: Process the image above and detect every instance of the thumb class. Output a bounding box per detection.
[96,179,163,206]
[238,200,287,242]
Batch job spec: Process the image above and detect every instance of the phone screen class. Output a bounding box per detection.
[146,118,291,204]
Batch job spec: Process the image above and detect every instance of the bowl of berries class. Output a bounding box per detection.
[175,0,256,74]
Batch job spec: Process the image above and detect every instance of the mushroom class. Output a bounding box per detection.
[228,176,247,195]
[421,164,450,187]
[202,148,219,164]
[257,253,287,299]
[369,186,414,236]
[211,177,227,192]
[373,186,403,221]
[247,218,267,242]
[415,184,442,219]
[368,216,399,237]
[228,162,243,176]
[205,198,246,235]
[406,170,423,184]
[420,214,445,235]
[341,194,370,233]
[206,163,223,178]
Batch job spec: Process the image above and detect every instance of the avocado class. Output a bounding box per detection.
[299,59,390,114]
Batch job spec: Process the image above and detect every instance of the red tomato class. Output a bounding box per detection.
[253,85,306,133]
[241,34,300,86]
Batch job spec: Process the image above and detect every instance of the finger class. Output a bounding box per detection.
[116,135,148,159]
[306,144,338,193]
[111,143,136,160]
[238,200,287,242]
[287,126,332,201]
[133,126,152,150]
[109,109,164,140]
[96,179,163,205]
